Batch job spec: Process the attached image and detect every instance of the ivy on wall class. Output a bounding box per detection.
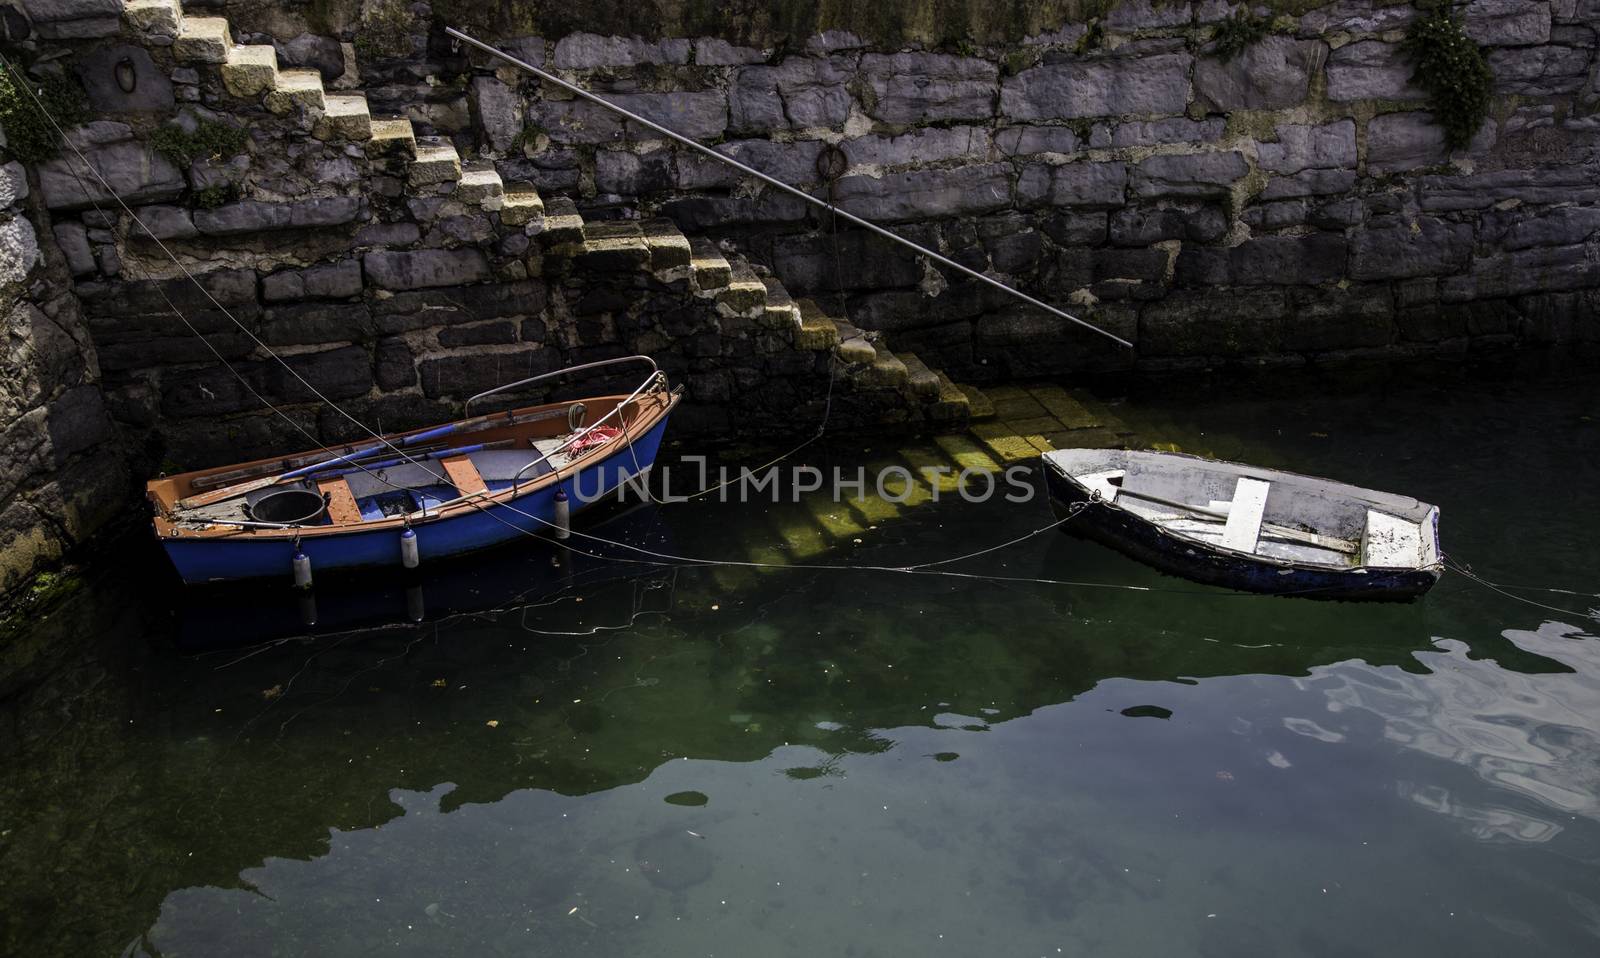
[0,66,88,164]
[1402,5,1494,150]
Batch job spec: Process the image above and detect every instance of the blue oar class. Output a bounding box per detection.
[304,440,515,481]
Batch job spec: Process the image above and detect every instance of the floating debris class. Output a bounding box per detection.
[486,720,500,728]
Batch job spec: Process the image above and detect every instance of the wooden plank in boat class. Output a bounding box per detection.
[440,455,488,495]
[1364,509,1422,567]
[317,478,364,524]
[1220,477,1270,554]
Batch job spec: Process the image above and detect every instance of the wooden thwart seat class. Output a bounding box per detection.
[316,477,364,524]
[440,454,488,495]
[1220,477,1271,553]
[1363,509,1423,567]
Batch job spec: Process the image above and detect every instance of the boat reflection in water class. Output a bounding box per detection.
[168,500,675,652]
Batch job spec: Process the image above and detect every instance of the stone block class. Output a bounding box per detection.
[74,45,173,114]
[730,58,850,132]
[471,76,523,153]
[500,186,545,227]
[1139,288,1287,357]
[131,204,197,240]
[315,94,373,141]
[1366,111,1452,174]
[274,33,346,81]
[675,139,824,189]
[1110,204,1227,245]
[265,70,326,116]
[1104,117,1227,148]
[364,249,490,290]
[409,141,462,186]
[367,119,417,160]
[1194,37,1324,110]
[1442,243,1600,300]
[1417,167,1600,211]
[1175,234,1348,287]
[833,164,1011,221]
[1349,215,1475,280]
[1282,285,1395,352]
[173,16,233,64]
[1465,0,1552,46]
[1326,40,1425,102]
[1258,120,1357,175]
[0,216,39,285]
[37,135,184,210]
[457,167,505,209]
[19,0,119,21]
[594,148,673,195]
[552,33,691,69]
[1132,151,1248,199]
[844,127,991,169]
[696,38,766,65]
[0,161,26,208]
[994,126,1080,156]
[221,45,280,98]
[1260,169,1357,200]
[52,222,96,276]
[1001,53,1192,119]
[1489,44,1593,96]
[1105,0,1192,29]
[262,260,363,301]
[375,337,416,390]
[418,347,558,399]
[1017,161,1129,208]
[860,52,998,123]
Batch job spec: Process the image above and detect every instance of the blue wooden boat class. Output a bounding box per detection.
[1042,448,1442,601]
[147,357,679,585]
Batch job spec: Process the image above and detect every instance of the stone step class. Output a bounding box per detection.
[538,195,585,247]
[265,69,326,116]
[970,420,1048,463]
[802,493,867,540]
[578,221,650,271]
[174,16,231,63]
[1025,384,1103,430]
[933,434,1002,475]
[793,299,841,351]
[500,184,546,229]
[869,457,934,507]
[856,349,909,389]
[831,319,877,366]
[457,165,505,210]
[957,384,995,420]
[408,138,462,187]
[718,258,768,316]
[930,371,972,424]
[315,93,373,141]
[896,352,941,401]
[687,237,731,293]
[640,219,691,274]
[760,275,800,330]
[898,445,964,494]
[124,0,181,41]
[221,44,280,97]
[842,486,900,525]
[367,117,418,159]
[769,504,829,560]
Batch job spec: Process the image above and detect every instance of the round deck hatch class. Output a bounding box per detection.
[248,488,328,525]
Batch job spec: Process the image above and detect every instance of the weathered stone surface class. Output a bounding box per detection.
[1489,43,1593,95]
[1132,151,1248,199]
[0,216,38,285]
[262,260,363,301]
[37,133,184,210]
[1497,206,1600,249]
[1104,117,1227,148]
[1465,0,1552,46]
[1326,40,1426,101]
[1000,54,1192,120]
[553,33,691,69]
[1442,243,1600,300]
[676,139,824,190]
[995,125,1080,155]
[1242,198,1309,231]
[1418,166,1600,210]
[418,347,558,398]
[1258,120,1358,174]
[374,337,416,389]
[1043,211,1108,246]
[1195,37,1324,110]
[539,91,727,142]
[74,45,173,114]
[1299,1,1419,35]
[1176,234,1347,286]
[1282,285,1395,352]
[595,148,674,195]
[1349,215,1475,280]
[1110,204,1228,245]
[730,58,851,132]
[695,38,766,65]
[17,0,119,21]
[0,162,25,208]
[192,197,360,235]
[221,44,279,98]
[1260,169,1358,199]
[860,52,997,123]
[845,127,991,169]
[472,76,523,152]
[1140,288,1287,357]
[364,249,490,290]
[273,33,345,81]
[833,164,1011,221]
[131,204,197,240]
[1366,111,1451,173]
[1106,0,1192,29]
[51,222,96,276]
[1017,161,1129,208]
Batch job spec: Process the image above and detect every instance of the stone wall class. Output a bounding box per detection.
[2,0,1599,594]
[0,150,125,595]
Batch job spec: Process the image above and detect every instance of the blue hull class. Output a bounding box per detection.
[162,415,670,585]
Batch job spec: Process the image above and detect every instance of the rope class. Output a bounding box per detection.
[1442,554,1600,622]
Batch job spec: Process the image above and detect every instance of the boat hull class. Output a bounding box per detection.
[1043,459,1441,601]
[159,414,670,585]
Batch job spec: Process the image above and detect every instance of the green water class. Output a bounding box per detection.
[4,366,1600,957]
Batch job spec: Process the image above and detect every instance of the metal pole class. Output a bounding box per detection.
[445,27,1133,350]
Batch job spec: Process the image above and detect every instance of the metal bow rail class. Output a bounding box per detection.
[445,26,1134,350]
